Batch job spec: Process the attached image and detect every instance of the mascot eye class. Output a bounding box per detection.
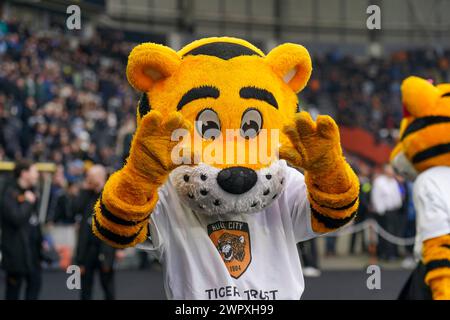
[195,109,221,140]
[240,108,263,139]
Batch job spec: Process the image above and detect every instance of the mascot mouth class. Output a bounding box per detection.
[170,160,287,215]
[391,150,418,181]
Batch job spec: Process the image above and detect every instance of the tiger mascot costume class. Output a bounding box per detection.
[92,37,359,299]
[391,76,450,300]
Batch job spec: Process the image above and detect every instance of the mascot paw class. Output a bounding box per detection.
[128,110,193,179]
[280,111,342,173]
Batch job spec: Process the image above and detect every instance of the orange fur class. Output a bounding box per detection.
[423,236,450,300]
[93,37,358,247]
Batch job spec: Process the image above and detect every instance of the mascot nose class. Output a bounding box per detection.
[217,166,257,194]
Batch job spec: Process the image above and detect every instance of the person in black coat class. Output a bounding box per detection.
[1,160,42,300]
[350,165,372,254]
[73,164,116,300]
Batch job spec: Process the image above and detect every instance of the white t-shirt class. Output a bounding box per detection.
[137,166,319,300]
[371,174,403,215]
[413,166,450,260]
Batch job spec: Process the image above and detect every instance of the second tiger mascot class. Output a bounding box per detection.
[391,76,450,300]
[92,37,359,299]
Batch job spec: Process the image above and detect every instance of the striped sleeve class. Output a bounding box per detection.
[423,234,450,285]
[305,165,360,233]
[92,169,159,248]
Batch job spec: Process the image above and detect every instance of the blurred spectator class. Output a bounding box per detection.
[398,179,417,269]
[298,240,321,277]
[371,164,403,260]
[325,236,337,257]
[1,160,43,300]
[403,181,416,257]
[47,165,73,224]
[349,164,372,254]
[72,164,116,300]
[396,176,408,257]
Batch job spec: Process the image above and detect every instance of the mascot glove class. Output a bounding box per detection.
[280,112,351,192]
[125,110,193,185]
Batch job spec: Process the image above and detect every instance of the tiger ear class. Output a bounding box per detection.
[265,43,312,93]
[401,76,439,117]
[126,43,181,92]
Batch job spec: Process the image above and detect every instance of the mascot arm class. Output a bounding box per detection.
[422,234,450,300]
[92,111,191,248]
[281,112,359,233]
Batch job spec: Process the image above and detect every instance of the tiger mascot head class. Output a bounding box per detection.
[391,76,450,179]
[127,37,312,215]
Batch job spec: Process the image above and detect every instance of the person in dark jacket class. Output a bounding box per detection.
[1,159,42,300]
[350,165,372,254]
[73,164,116,300]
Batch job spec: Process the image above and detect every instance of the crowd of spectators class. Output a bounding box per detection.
[0,19,137,172]
[0,19,140,222]
[302,46,450,143]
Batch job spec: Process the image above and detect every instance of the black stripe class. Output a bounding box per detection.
[401,116,450,141]
[442,92,450,97]
[412,143,450,164]
[93,213,142,245]
[425,259,450,273]
[311,196,358,211]
[145,222,151,239]
[100,200,149,226]
[310,206,357,229]
[177,86,220,111]
[239,86,278,109]
[182,42,262,60]
[138,92,151,117]
[442,244,450,250]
